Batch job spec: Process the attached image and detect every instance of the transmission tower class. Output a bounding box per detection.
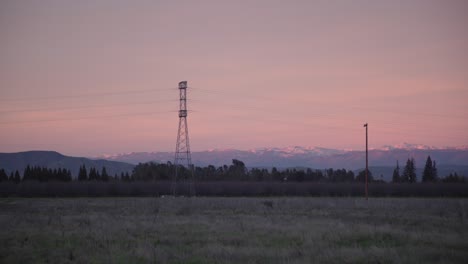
[173,81,194,195]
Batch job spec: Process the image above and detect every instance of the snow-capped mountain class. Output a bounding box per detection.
[379,143,440,151]
[95,144,468,181]
[252,146,347,157]
[99,144,468,169]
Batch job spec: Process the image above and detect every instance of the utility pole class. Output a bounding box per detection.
[364,123,368,200]
[173,81,194,196]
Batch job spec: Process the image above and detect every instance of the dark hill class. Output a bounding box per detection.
[0,151,134,178]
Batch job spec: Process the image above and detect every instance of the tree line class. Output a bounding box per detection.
[0,165,112,183]
[131,159,370,183]
[0,155,465,184]
[392,156,465,183]
[0,166,72,183]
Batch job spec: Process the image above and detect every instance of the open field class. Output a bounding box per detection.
[1,197,467,263]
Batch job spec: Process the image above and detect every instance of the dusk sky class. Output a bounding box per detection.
[1,0,467,157]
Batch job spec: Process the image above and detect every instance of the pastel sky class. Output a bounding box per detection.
[1,0,467,157]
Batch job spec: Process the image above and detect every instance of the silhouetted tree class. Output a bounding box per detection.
[432,160,438,181]
[442,173,465,183]
[250,168,265,181]
[271,167,281,181]
[23,165,32,181]
[64,169,72,182]
[294,170,306,182]
[326,168,334,181]
[14,170,21,183]
[131,162,175,181]
[392,160,401,183]
[78,165,88,181]
[204,165,217,181]
[356,169,373,182]
[88,167,98,181]
[346,170,355,182]
[101,167,109,182]
[227,159,247,180]
[403,158,416,183]
[422,156,436,182]
[124,172,131,181]
[0,169,8,182]
[316,170,324,181]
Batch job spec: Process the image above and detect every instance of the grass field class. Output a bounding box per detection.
[1,197,467,263]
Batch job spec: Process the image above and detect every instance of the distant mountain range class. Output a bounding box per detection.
[0,151,134,177]
[1,144,467,182]
[99,144,468,182]
[100,144,468,168]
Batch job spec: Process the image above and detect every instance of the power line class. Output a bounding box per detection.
[0,110,173,125]
[0,87,175,103]
[1,85,466,144]
[3,85,465,121]
[0,99,178,114]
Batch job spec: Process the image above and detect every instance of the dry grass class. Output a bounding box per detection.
[0,197,467,263]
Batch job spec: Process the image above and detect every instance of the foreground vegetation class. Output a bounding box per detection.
[1,197,467,263]
[1,181,468,197]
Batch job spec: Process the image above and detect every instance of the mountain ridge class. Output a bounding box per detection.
[96,145,468,182]
[99,144,468,166]
[0,151,134,177]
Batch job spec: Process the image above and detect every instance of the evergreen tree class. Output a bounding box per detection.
[326,168,334,181]
[30,166,39,181]
[23,165,31,181]
[403,158,416,183]
[78,165,88,181]
[14,170,21,183]
[53,168,58,181]
[89,167,98,181]
[316,170,324,181]
[432,160,438,182]
[96,169,101,181]
[0,169,8,182]
[442,173,465,183]
[422,156,435,182]
[63,169,72,182]
[101,167,109,182]
[392,160,401,183]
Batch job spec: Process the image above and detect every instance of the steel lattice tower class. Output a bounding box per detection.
[173,81,194,195]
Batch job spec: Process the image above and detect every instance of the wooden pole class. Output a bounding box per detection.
[364,123,368,200]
